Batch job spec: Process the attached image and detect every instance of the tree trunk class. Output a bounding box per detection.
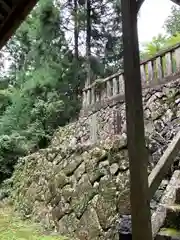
[74,0,79,60]
[85,0,91,86]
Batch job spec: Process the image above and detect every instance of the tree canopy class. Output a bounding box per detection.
[0,0,124,182]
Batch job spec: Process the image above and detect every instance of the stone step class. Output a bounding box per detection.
[156,228,180,240]
[163,204,180,229]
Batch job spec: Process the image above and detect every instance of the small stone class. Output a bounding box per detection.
[151,132,167,145]
[155,92,164,98]
[99,160,109,168]
[144,109,151,119]
[74,162,85,181]
[151,106,164,120]
[89,168,106,183]
[93,181,99,188]
[176,110,180,118]
[76,206,102,240]
[146,95,157,106]
[175,98,180,104]
[145,121,155,136]
[154,120,165,132]
[91,148,108,161]
[119,159,129,171]
[162,109,174,123]
[54,172,69,189]
[61,185,74,202]
[110,163,119,175]
[118,215,132,234]
[163,87,178,98]
[51,201,70,221]
[58,213,79,235]
[63,157,83,176]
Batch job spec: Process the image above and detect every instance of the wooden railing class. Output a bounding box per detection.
[148,130,180,237]
[82,42,180,109]
[149,130,180,199]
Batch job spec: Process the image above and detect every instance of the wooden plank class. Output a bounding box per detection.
[149,130,180,200]
[0,0,11,12]
[171,0,180,7]
[90,113,98,143]
[0,0,39,50]
[83,42,180,92]
[147,61,154,83]
[165,52,173,76]
[140,64,146,84]
[95,91,100,102]
[107,80,112,97]
[151,170,180,237]
[113,77,118,96]
[81,70,180,115]
[91,87,95,104]
[121,0,152,240]
[87,89,91,105]
[156,57,163,80]
[82,90,87,107]
[119,74,124,95]
[174,47,180,71]
[137,0,145,12]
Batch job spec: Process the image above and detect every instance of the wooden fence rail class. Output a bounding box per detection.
[82,42,180,108]
[148,130,180,199]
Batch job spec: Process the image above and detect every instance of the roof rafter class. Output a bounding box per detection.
[0,0,38,50]
[137,0,145,13]
[171,0,180,5]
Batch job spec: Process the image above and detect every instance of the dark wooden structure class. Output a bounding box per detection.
[0,0,38,50]
[121,0,180,240]
[122,1,152,239]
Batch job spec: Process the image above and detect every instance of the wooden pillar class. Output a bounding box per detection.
[121,0,152,240]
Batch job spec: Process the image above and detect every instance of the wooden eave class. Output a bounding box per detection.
[0,0,38,50]
[171,0,180,5]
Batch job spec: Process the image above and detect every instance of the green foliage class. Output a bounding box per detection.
[0,0,83,182]
[164,6,180,36]
[0,0,123,183]
[141,33,180,61]
[141,5,180,61]
[0,206,68,240]
[0,134,28,182]
[141,34,167,59]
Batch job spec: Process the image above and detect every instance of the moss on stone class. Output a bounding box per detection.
[159,228,180,237]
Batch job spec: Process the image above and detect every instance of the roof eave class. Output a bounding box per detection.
[0,0,38,50]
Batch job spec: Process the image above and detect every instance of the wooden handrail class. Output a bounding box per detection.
[82,42,180,108]
[83,71,122,91]
[141,42,180,66]
[148,131,180,199]
[83,42,180,92]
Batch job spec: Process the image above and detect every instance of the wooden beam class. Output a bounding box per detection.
[136,0,145,13]
[149,131,180,199]
[171,0,180,6]
[0,0,38,50]
[121,0,152,240]
[0,0,11,12]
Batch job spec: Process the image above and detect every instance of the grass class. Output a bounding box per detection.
[159,228,180,237]
[0,204,68,240]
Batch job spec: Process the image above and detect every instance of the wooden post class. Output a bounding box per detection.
[121,0,152,240]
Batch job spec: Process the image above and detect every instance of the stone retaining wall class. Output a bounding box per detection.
[52,78,180,145]
[12,78,180,239]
